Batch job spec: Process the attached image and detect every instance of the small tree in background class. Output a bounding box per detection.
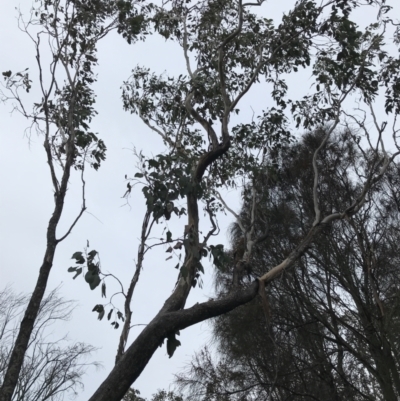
[0,287,98,401]
[123,388,183,401]
[176,130,400,400]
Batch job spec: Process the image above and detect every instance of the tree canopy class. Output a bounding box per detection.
[176,129,400,400]
[1,0,400,400]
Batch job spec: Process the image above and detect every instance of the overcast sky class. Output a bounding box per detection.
[1,0,399,400]
[0,1,247,398]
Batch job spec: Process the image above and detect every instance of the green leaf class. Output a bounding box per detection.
[2,70,11,78]
[88,250,97,259]
[92,304,104,320]
[73,267,82,279]
[72,251,85,265]
[87,261,98,272]
[90,274,101,290]
[76,256,86,264]
[173,241,183,250]
[166,231,172,242]
[166,333,181,358]
[71,252,83,259]
[101,282,106,298]
[85,271,101,290]
[135,172,144,178]
[85,271,94,284]
[107,309,113,320]
[68,267,77,272]
[148,159,159,168]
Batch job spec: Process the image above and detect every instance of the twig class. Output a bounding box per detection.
[57,154,87,243]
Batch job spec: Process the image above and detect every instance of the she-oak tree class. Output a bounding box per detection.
[176,130,400,400]
[1,0,400,400]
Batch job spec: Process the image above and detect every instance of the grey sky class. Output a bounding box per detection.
[0,1,229,398]
[1,0,399,399]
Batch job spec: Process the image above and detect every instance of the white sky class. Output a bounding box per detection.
[1,0,399,400]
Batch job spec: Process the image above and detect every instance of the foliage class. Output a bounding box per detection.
[2,0,400,401]
[123,388,183,401]
[176,130,400,400]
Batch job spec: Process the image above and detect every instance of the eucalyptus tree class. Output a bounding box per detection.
[2,0,400,400]
[87,1,400,400]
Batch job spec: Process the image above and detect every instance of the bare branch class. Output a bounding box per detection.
[57,159,87,243]
[182,10,194,79]
[215,191,245,233]
[312,122,339,226]
[115,208,153,364]
[202,198,219,245]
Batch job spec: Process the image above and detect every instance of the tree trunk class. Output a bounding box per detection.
[88,283,259,401]
[0,147,73,401]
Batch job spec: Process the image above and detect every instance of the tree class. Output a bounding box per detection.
[175,129,400,400]
[1,0,400,400]
[0,0,119,398]
[123,388,183,401]
[0,287,98,401]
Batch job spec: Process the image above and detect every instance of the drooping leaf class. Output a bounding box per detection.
[88,250,97,259]
[71,252,83,259]
[73,267,82,279]
[90,274,101,290]
[166,332,181,358]
[85,270,101,290]
[117,311,125,321]
[72,250,85,265]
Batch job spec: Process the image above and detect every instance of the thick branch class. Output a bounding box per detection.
[88,282,259,401]
[259,223,325,283]
[185,91,219,150]
[312,122,338,226]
